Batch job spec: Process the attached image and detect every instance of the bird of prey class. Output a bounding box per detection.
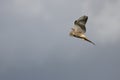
[69,15,95,45]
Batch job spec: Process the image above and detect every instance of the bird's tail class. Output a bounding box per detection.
[83,37,95,45]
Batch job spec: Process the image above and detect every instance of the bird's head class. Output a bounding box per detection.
[69,28,75,36]
[69,31,74,36]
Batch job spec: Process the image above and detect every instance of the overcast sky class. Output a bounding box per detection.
[0,0,120,80]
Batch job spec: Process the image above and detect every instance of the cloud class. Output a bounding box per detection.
[0,0,120,80]
[92,0,120,44]
[12,0,43,15]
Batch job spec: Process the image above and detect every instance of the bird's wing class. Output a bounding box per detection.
[74,15,88,33]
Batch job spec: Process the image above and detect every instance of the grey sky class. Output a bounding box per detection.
[0,0,120,80]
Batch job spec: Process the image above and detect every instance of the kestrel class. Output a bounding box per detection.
[69,15,95,45]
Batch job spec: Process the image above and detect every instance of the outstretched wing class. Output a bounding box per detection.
[74,15,88,33]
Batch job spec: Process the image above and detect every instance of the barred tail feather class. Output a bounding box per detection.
[84,38,95,45]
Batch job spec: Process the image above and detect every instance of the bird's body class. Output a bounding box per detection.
[69,15,95,45]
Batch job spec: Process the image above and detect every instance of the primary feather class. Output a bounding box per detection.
[74,15,88,33]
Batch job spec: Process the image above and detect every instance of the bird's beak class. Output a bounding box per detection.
[71,28,74,31]
[69,28,74,36]
[69,32,73,36]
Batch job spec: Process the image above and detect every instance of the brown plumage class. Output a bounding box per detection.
[69,15,95,45]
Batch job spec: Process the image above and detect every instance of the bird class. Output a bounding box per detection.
[69,15,95,45]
